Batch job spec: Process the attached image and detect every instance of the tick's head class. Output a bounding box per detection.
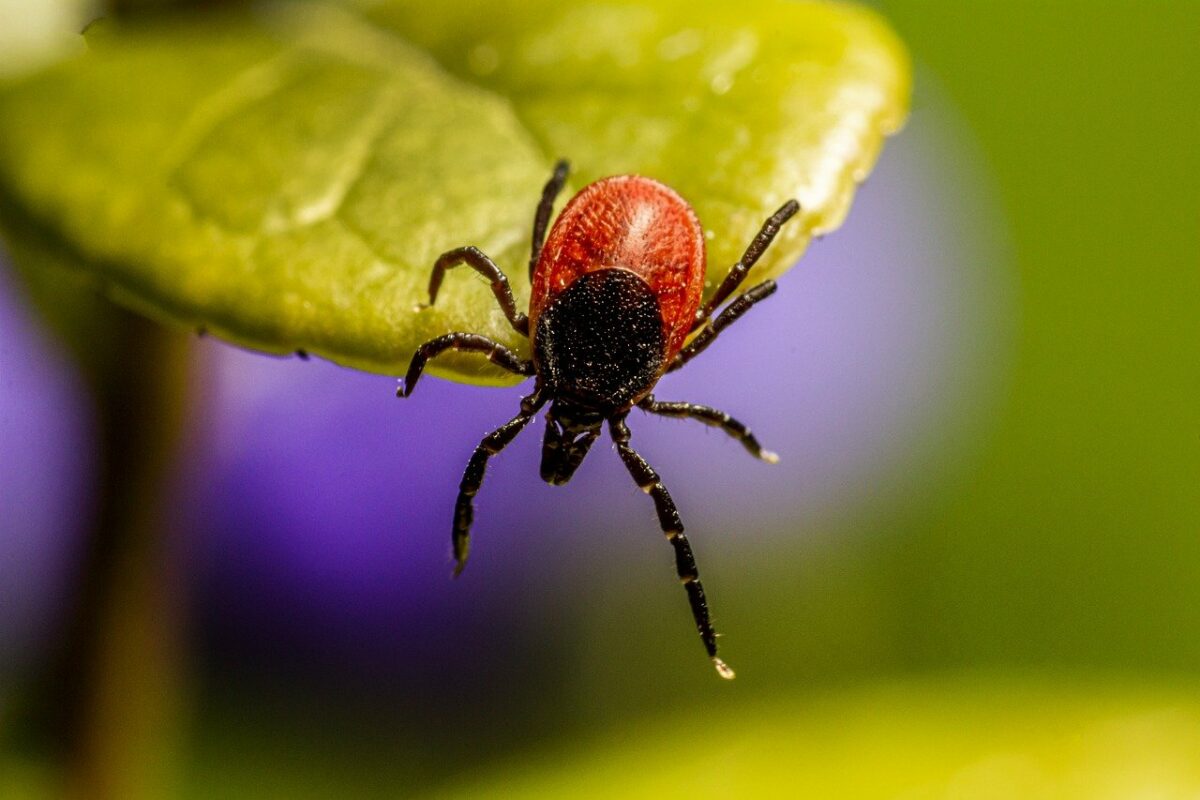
[540,400,604,486]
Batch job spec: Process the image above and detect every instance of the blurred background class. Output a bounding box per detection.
[1,1,1198,797]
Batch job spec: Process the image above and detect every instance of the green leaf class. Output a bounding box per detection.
[0,0,910,382]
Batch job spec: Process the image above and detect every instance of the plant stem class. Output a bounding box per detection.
[9,301,195,799]
[61,310,192,800]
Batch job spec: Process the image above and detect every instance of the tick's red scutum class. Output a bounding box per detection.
[529,175,706,363]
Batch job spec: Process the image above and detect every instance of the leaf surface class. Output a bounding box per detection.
[0,0,910,381]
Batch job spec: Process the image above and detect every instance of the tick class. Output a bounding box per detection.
[399,160,799,678]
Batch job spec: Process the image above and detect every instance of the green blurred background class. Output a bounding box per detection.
[877,0,1200,675]
[2,1,1199,797]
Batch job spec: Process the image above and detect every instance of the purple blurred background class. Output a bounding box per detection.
[0,265,95,684]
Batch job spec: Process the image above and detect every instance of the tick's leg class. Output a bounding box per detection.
[453,391,545,576]
[694,199,799,329]
[398,333,533,397]
[610,416,735,680]
[637,396,778,463]
[428,247,530,336]
[669,280,777,372]
[529,159,570,281]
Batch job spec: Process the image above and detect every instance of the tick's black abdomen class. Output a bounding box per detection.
[533,268,666,413]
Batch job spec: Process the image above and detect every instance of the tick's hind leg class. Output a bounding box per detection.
[452,391,545,576]
[669,198,798,369]
[637,396,778,463]
[610,416,734,679]
[427,247,530,336]
[668,280,777,372]
[695,199,799,328]
[529,160,570,281]
[398,333,533,397]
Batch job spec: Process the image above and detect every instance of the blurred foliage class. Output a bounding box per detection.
[437,679,1200,799]
[872,0,1200,674]
[0,0,909,381]
[11,681,1200,798]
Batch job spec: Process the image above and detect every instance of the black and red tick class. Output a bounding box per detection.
[399,160,799,678]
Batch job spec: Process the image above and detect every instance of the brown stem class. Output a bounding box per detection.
[69,313,192,799]
[15,304,194,799]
